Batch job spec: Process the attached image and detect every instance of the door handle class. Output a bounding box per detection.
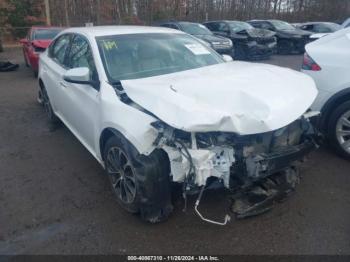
[59,81,68,88]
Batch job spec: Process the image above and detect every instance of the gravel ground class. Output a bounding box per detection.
[0,48,349,255]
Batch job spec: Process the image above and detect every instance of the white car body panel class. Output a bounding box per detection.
[302,28,350,112]
[310,33,329,39]
[38,26,318,188]
[122,62,317,135]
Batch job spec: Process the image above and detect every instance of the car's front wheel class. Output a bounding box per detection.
[103,135,173,223]
[328,101,350,159]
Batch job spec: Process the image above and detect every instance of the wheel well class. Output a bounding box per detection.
[99,128,118,160]
[38,78,44,90]
[321,88,350,132]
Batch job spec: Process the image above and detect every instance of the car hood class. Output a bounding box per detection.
[194,34,230,43]
[237,28,276,38]
[32,40,52,49]
[120,62,317,135]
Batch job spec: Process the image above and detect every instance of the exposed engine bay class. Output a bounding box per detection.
[151,114,318,224]
[152,116,316,189]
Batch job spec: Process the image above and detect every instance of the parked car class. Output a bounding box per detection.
[296,22,341,40]
[20,26,62,76]
[39,26,318,223]
[302,27,350,159]
[157,21,234,56]
[342,18,350,28]
[248,20,312,54]
[203,20,277,60]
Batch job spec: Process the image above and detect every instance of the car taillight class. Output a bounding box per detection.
[302,52,321,71]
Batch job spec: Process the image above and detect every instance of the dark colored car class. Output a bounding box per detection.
[158,21,234,56]
[296,22,341,34]
[248,20,312,54]
[20,26,62,77]
[203,20,277,60]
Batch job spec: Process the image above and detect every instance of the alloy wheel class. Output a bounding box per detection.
[106,147,137,204]
[336,110,350,154]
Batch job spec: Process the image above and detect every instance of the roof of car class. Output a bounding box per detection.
[205,20,248,23]
[248,19,281,23]
[62,25,184,37]
[299,22,338,26]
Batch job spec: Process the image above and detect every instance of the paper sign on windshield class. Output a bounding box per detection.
[185,44,211,55]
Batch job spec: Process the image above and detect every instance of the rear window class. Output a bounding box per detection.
[33,29,62,40]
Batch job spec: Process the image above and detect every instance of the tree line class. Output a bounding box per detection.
[47,0,350,26]
[1,0,350,40]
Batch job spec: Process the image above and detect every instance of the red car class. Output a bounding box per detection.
[20,26,62,77]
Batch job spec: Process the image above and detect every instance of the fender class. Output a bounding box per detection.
[320,87,350,131]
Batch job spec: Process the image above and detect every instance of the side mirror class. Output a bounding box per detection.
[222,54,233,62]
[64,67,91,84]
[20,38,28,44]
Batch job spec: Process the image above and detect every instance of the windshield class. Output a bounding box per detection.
[324,23,341,32]
[180,23,213,35]
[97,33,224,81]
[228,21,254,33]
[33,29,61,40]
[270,20,295,30]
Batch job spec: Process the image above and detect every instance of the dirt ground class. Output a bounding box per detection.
[0,48,349,255]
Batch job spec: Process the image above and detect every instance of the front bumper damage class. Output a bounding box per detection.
[152,113,319,224]
[245,43,276,60]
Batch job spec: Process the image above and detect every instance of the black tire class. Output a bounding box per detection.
[103,135,173,223]
[41,86,59,125]
[277,40,292,55]
[327,101,350,160]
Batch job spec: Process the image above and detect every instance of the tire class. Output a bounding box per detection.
[41,86,60,125]
[103,135,173,223]
[277,40,292,55]
[327,101,350,159]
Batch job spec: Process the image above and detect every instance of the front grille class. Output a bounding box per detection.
[256,37,276,45]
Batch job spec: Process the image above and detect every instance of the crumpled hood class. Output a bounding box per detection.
[32,40,52,49]
[239,28,276,38]
[121,62,317,135]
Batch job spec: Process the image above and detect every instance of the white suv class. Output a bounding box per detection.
[39,26,318,223]
[302,27,350,159]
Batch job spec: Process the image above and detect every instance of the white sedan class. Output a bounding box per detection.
[302,27,350,159]
[39,26,318,223]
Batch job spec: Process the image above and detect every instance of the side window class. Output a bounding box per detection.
[313,24,331,33]
[218,22,229,32]
[163,23,180,30]
[251,22,262,29]
[67,35,97,81]
[261,22,273,30]
[303,25,314,31]
[205,23,217,31]
[50,34,71,66]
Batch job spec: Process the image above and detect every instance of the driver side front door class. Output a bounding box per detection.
[59,34,100,154]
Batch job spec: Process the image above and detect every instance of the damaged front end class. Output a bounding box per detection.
[151,113,319,223]
[234,29,277,60]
